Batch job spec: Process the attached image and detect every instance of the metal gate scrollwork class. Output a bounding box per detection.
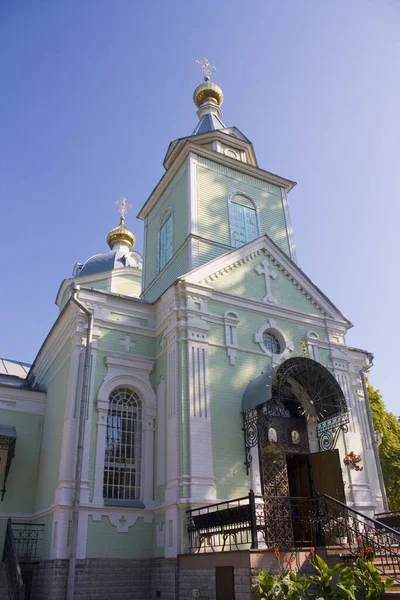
[243,357,349,472]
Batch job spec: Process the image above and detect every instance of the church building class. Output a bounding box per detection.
[0,63,388,599]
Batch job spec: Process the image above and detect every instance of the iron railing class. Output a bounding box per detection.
[318,494,400,581]
[11,522,45,561]
[187,492,257,552]
[2,518,25,600]
[186,492,400,582]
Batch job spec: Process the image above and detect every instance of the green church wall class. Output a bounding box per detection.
[113,273,142,297]
[144,165,188,290]
[87,278,108,291]
[207,344,258,499]
[204,253,323,317]
[35,343,73,512]
[143,243,190,303]
[97,329,155,358]
[0,411,42,514]
[196,156,291,257]
[198,239,230,266]
[86,515,154,558]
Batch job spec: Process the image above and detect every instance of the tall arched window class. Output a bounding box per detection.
[229,194,259,248]
[103,387,142,501]
[159,210,173,271]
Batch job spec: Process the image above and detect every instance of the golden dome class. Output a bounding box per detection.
[193,80,224,108]
[107,217,136,250]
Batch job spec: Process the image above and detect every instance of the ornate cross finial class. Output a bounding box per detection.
[114,197,132,222]
[195,58,216,82]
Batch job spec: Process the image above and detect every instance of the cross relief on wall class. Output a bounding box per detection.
[255,260,278,304]
[120,335,135,352]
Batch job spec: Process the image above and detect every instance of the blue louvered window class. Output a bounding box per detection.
[159,215,173,271]
[231,201,258,248]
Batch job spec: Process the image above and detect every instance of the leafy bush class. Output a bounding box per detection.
[252,548,394,600]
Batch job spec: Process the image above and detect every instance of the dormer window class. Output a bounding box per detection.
[159,211,173,271]
[229,194,259,248]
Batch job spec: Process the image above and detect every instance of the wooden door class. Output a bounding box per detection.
[216,566,235,600]
[310,449,345,502]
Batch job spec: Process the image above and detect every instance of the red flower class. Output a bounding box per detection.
[358,535,363,543]
[274,547,280,559]
[310,547,316,556]
[286,556,293,570]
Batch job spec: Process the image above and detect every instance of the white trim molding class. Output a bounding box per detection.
[254,319,294,364]
[223,311,240,366]
[93,355,156,508]
[281,187,298,264]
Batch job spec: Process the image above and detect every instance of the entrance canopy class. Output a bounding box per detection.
[242,367,274,413]
[242,358,347,420]
[242,358,349,471]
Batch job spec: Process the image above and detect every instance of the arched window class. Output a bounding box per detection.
[103,387,142,501]
[229,194,259,248]
[159,210,173,271]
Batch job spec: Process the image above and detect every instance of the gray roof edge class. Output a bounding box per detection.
[242,367,275,412]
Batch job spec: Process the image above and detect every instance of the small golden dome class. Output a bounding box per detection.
[107,217,136,250]
[193,80,224,108]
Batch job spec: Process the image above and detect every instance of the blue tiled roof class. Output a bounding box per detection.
[192,113,225,135]
[76,252,123,277]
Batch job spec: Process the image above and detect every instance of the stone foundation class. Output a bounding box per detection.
[22,549,322,599]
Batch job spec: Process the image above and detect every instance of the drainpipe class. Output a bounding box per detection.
[66,283,93,600]
[359,354,389,513]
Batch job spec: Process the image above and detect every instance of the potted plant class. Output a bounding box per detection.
[343,451,363,471]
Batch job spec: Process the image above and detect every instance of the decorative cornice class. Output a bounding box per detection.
[137,141,296,220]
[182,236,352,327]
[203,248,327,315]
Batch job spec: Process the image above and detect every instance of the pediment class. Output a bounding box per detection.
[163,128,258,169]
[182,236,351,326]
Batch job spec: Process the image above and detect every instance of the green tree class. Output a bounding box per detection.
[368,379,400,511]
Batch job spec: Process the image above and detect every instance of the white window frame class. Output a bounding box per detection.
[93,356,156,508]
[254,319,294,365]
[228,192,260,248]
[103,387,143,503]
[158,206,174,273]
[306,330,320,362]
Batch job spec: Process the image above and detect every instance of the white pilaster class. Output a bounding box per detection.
[187,320,216,501]
[165,335,180,504]
[156,378,166,486]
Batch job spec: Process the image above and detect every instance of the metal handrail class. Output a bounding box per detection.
[376,509,400,518]
[186,495,249,515]
[2,519,25,600]
[319,494,400,538]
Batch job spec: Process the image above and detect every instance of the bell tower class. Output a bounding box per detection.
[138,61,297,303]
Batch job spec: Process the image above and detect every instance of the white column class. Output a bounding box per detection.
[165,337,180,504]
[187,324,216,501]
[142,415,155,507]
[156,378,166,486]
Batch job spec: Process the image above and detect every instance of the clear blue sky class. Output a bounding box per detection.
[1,1,399,412]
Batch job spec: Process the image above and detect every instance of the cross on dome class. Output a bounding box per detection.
[115,197,132,223]
[195,58,216,82]
[107,196,136,251]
